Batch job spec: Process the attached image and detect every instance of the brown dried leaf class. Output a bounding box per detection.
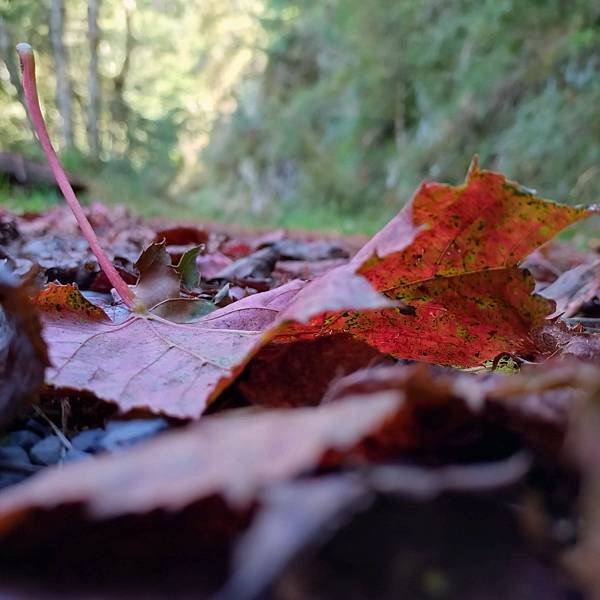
[564,368,600,597]
[325,361,596,455]
[0,392,402,549]
[133,241,181,309]
[38,280,305,419]
[238,333,390,408]
[215,246,279,282]
[0,267,48,430]
[539,259,600,318]
[533,323,600,363]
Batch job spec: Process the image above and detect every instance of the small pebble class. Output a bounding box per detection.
[0,446,31,464]
[29,436,64,466]
[63,448,93,463]
[71,428,104,453]
[99,418,168,451]
[5,430,42,451]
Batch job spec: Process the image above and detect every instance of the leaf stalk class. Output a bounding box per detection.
[16,42,138,310]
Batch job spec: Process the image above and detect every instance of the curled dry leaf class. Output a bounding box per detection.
[132,241,216,322]
[0,267,49,430]
[237,162,592,407]
[522,241,598,285]
[539,259,600,318]
[215,246,280,282]
[37,262,388,418]
[133,241,181,309]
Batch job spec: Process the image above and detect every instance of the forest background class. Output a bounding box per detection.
[0,0,598,234]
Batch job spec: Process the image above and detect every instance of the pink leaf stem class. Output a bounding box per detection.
[16,42,138,310]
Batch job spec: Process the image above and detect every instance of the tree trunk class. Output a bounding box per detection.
[86,0,101,160]
[0,18,38,136]
[0,18,24,105]
[109,1,134,155]
[49,0,75,149]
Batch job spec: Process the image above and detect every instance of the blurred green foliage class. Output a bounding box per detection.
[0,0,598,233]
[201,0,599,230]
[0,0,261,215]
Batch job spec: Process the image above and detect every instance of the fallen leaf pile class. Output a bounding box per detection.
[0,161,598,599]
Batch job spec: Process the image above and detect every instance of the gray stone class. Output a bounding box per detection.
[5,429,41,450]
[63,448,93,463]
[0,446,31,464]
[100,418,168,451]
[29,436,64,466]
[71,428,104,452]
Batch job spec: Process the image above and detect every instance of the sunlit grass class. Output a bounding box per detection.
[0,172,389,235]
[0,180,62,214]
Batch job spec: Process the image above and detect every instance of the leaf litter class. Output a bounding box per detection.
[0,161,597,595]
[21,161,593,421]
[2,44,599,597]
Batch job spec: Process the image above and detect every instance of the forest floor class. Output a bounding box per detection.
[0,165,598,599]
